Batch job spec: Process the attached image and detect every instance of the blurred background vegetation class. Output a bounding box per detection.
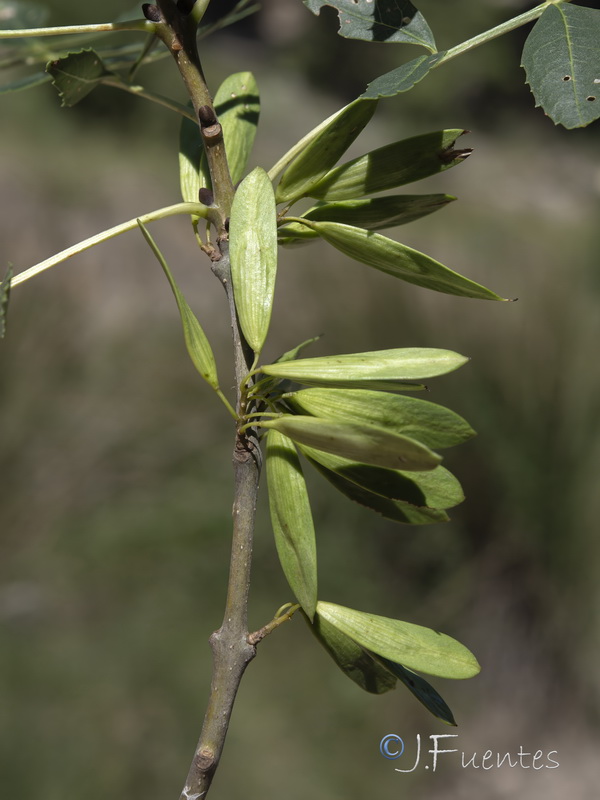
[1,0,600,797]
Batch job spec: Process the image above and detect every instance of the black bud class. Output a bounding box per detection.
[199,188,214,206]
[142,4,162,22]
[198,105,217,127]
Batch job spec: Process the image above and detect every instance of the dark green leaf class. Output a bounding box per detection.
[308,612,397,694]
[317,601,481,679]
[266,431,318,620]
[301,445,464,510]
[303,0,436,52]
[275,97,378,205]
[307,221,505,300]
[521,4,600,129]
[137,221,219,389]
[230,167,278,355]
[288,388,475,449]
[1,266,12,339]
[261,415,442,472]
[279,194,455,243]
[308,457,450,524]
[46,49,114,107]
[369,654,457,725]
[261,348,468,388]
[362,51,446,99]
[307,130,470,201]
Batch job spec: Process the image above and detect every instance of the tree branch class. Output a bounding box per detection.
[150,5,263,798]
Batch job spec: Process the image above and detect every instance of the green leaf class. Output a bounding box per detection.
[0,72,51,95]
[260,416,442,472]
[521,3,600,129]
[261,348,468,390]
[303,0,436,52]
[362,51,446,99]
[213,71,260,184]
[275,97,378,205]
[287,388,475,449]
[308,612,397,694]
[0,0,49,30]
[369,654,456,725]
[307,221,504,300]
[274,336,321,365]
[307,130,470,201]
[136,221,219,389]
[317,601,481,679]
[300,445,464,510]
[1,266,12,339]
[279,194,455,243]
[230,167,278,355]
[266,431,318,619]
[46,49,114,107]
[308,457,450,524]
[179,109,204,205]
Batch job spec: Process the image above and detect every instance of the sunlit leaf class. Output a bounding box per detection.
[230,167,278,355]
[303,0,436,52]
[521,3,600,129]
[179,108,204,204]
[279,194,455,243]
[260,415,441,472]
[275,97,378,205]
[137,221,219,389]
[288,388,475,449]
[362,51,446,99]
[369,654,457,725]
[317,601,481,679]
[308,612,397,694]
[213,71,260,184]
[261,348,468,389]
[306,222,505,300]
[0,266,12,339]
[308,457,449,524]
[307,130,470,201]
[301,445,464,509]
[46,49,114,107]
[266,430,318,620]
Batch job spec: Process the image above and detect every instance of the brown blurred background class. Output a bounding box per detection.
[1,1,600,797]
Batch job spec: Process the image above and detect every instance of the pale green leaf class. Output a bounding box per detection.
[274,335,321,365]
[46,49,113,107]
[279,194,455,243]
[308,222,505,300]
[230,167,278,355]
[260,415,441,472]
[521,4,600,129]
[303,0,436,52]
[362,52,446,99]
[266,431,318,620]
[275,97,378,205]
[213,71,260,184]
[300,445,464,509]
[370,654,456,725]
[288,388,475,449]
[179,110,204,204]
[1,266,12,339]
[136,221,219,389]
[317,601,481,679]
[307,457,450,524]
[308,613,397,694]
[261,348,468,389]
[307,130,470,201]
